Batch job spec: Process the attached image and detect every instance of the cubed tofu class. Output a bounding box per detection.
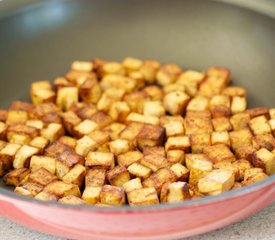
[7,124,39,145]
[207,67,230,83]
[209,95,231,118]
[140,60,160,83]
[58,195,85,205]
[119,122,143,143]
[30,136,49,151]
[56,87,79,111]
[97,93,115,112]
[74,119,99,138]
[26,119,44,130]
[143,167,177,194]
[137,124,165,150]
[143,101,165,117]
[212,117,232,132]
[252,148,275,175]
[35,191,58,201]
[88,130,110,145]
[122,57,142,73]
[170,163,189,181]
[6,110,28,125]
[222,86,246,97]
[14,182,44,197]
[123,90,149,113]
[109,139,132,156]
[198,77,225,97]
[62,111,82,135]
[30,156,56,174]
[165,136,190,152]
[54,77,74,90]
[101,75,136,93]
[143,85,163,101]
[75,135,97,157]
[13,145,40,169]
[203,144,235,163]
[58,136,77,149]
[3,168,30,186]
[30,103,61,124]
[109,101,130,122]
[198,169,235,195]
[248,116,271,135]
[88,111,113,129]
[246,107,269,119]
[79,79,101,104]
[242,167,268,185]
[187,96,209,111]
[232,159,252,181]
[100,185,125,206]
[163,91,190,115]
[185,111,213,134]
[234,144,256,161]
[143,146,166,157]
[163,83,185,94]
[107,165,130,187]
[117,151,143,168]
[85,168,106,187]
[0,143,21,175]
[30,81,56,105]
[252,134,275,151]
[128,162,152,179]
[44,181,81,198]
[85,152,115,169]
[126,112,159,125]
[269,108,275,119]
[0,122,7,140]
[82,186,102,204]
[28,167,57,186]
[103,123,125,141]
[167,150,185,164]
[160,115,185,137]
[102,62,126,76]
[122,178,142,193]
[62,164,86,187]
[71,61,93,72]
[211,131,230,146]
[190,133,211,153]
[231,96,247,114]
[140,154,169,172]
[213,161,240,181]
[127,187,159,206]
[40,123,64,142]
[229,128,252,150]
[160,181,190,203]
[156,64,182,86]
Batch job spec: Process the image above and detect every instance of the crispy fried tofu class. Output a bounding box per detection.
[109,139,132,156]
[122,178,142,193]
[187,96,209,111]
[62,164,86,187]
[85,151,115,169]
[122,57,142,73]
[88,130,110,145]
[30,156,56,174]
[229,128,253,150]
[127,187,159,206]
[246,107,269,119]
[203,144,235,163]
[13,145,39,169]
[3,168,30,186]
[57,87,78,111]
[160,115,185,137]
[100,185,125,205]
[15,182,44,197]
[252,148,275,175]
[142,167,177,194]
[231,96,247,114]
[163,83,185,94]
[7,124,39,145]
[44,181,81,198]
[211,131,230,146]
[140,154,169,172]
[167,150,185,164]
[35,191,58,201]
[85,168,106,187]
[107,166,130,187]
[156,64,182,86]
[74,119,99,138]
[248,116,271,136]
[58,195,85,205]
[88,111,113,129]
[165,136,190,152]
[234,144,256,161]
[126,112,159,125]
[242,167,268,185]
[252,134,275,151]
[209,95,231,118]
[62,111,81,135]
[143,101,165,117]
[103,123,125,141]
[82,186,102,204]
[6,110,28,125]
[170,163,189,181]
[26,119,44,130]
[0,143,21,175]
[212,117,232,132]
[101,75,136,93]
[71,61,93,72]
[143,146,166,157]
[119,122,143,143]
[58,136,77,149]
[31,103,61,124]
[230,113,250,131]
[28,167,57,186]
[117,151,143,167]
[190,133,211,153]
[222,86,246,97]
[139,60,160,83]
[79,79,101,104]
[232,159,252,181]
[128,162,152,179]
[109,101,130,122]
[163,91,190,115]
[30,81,56,105]
[75,135,97,157]
[160,181,190,203]
[41,123,64,142]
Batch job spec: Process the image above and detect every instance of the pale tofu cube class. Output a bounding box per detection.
[109,139,131,156]
[231,96,247,114]
[143,101,165,117]
[211,131,230,146]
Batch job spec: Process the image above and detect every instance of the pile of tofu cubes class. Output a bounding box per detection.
[0,57,274,206]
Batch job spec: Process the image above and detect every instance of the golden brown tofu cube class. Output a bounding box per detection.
[187,96,209,111]
[143,101,165,117]
[269,108,275,119]
[88,111,113,129]
[0,109,7,122]
[143,146,166,157]
[107,165,130,187]
[190,133,211,153]
[7,124,39,144]
[126,112,159,126]
[127,187,159,206]
[137,124,165,150]
[101,75,136,93]
[234,144,256,161]
[140,154,169,172]
[0,122,7,140]
[198,169,235,195]
[232,159,252,181]
[88,130,110,145]
[109,101,130,122]
[163,91,190,115]
[122,57,142,73]
[15,182,44,197]
[54,77,74,90]
[27,167,57,186]
[100,185,125,205]
[211,131,230,146]
[160,115,184,137]
[177,70,205,96]
[56,87,78,111]
[13,145,39,169]
[252,148,275,175]
[102,62,125,76]
[44,181,81,198]
[82,186,102,204]
[143,86,163,101]
[3,168,30,186]
[6,110,28,125]
[222,86,246,97]
[62,164,86,187]
[142,167,177,194]
[30,103,62,124]
[170,163,189,181]
[209,95,231,118]
[242,167,268,185]
[163,83,185,94]
[252,134,275,151]
[123,90,149,113]
[203,144,235,163]
[230,112,250,131]
[165,136,190,152]
[268,119,275,135]
[30,156,56,174]
[139,60,160,83]
[0,143,21,175]
[103,123,125,141]
[127,162,152,179]
[246,107,269,119]
[35,191,58,201]
[207,67,230,83]
[97,93,115,112]
[119,122,144,144]
[85,168,106,187]
[72,102,98,119]
[26,119,44,130]
[213,161,240,181]
[109,139,132,156]
[248,116,271,136]
[198,78,225,97]
[160,181,190,203]
[212,117,232,132]
[75,135,97,157]
[85,151,115,169]
[229,128,253,150]
[79,79,101,104]
[58,136,77,149]
[122,178,142,193]
[58,195,85,205]
[167,150,185,164]
[117,151,143,168]
[62,111,81,135]
[41,123,64,142]
[71,61,93,72]
[30,81,56,105]
[185,111,213,135]
[231,96,247,114]
[74,119,99,137]
[156,64,182,86]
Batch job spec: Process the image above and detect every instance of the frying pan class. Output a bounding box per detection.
[0,0,275,239]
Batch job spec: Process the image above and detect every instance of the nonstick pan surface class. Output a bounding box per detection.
[0,0,274,239]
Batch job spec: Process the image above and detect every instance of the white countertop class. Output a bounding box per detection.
[0,203,274,240]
